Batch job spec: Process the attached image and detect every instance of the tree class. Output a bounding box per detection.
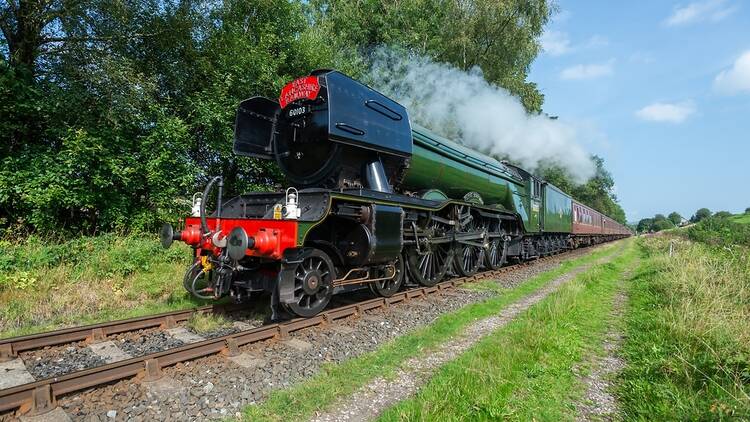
[745,207,750,214]
[651,219,675,232]
[637,218,653,233]
[714,211,732,219]
[308,0,553,112]
[668,212,682,225]
[692,208,712,223]
[0,0,333,233]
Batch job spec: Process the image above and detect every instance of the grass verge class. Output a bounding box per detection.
[187,312,231,334]
[619,236,750,419]
[242,241,625,421]
[376,239,637,421]
[0,234,210,338]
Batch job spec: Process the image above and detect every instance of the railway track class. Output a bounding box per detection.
[0,304,250,362]
[0,247,593,417]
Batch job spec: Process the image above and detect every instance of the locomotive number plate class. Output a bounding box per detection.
[286,105,309,118]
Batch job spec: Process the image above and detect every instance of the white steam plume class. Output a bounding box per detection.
[366,48,596,182]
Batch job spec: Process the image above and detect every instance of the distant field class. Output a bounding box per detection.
[730,213,750,224]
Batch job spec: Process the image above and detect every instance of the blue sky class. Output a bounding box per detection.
[529,0,750,222]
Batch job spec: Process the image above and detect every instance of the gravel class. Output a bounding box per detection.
[196,326,240,339]
[118,331,186,357]
[23,345,107,380]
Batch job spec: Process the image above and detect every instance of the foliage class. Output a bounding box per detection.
[691,207,712,223]
[636,218,653,233]
[686,215,750,247]
[540,156,627,224]
[668,211,682,225]
[0,0,626,236]
[306,0,552,113]
[620,237,750,420]
[714,211,733,219]
[746,207,750,214]
[0,234,204,336]
[651,218,675,232]
[0,0,322,234]
[637,213,678,233]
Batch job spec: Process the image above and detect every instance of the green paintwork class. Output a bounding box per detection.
[297,221,316,245]
[542,184,573,233]
[529,196,541,232]
[402,125,525,214]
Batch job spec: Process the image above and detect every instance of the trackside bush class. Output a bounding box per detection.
[686,215,750,247]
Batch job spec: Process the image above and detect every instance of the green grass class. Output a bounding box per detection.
[730,213,750,225]
[619,236,750,420]
[187,312,231,333]
[0,234,211,338]
[242,241,624,422]
[376,240,638,421]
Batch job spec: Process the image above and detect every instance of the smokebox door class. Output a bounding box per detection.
[233,96,280,159]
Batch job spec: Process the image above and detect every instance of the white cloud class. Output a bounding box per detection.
[540,31,572,56]
[560,60,614,80]
[540,32,607,57]
[664,0,738,26]
[635,101,696,123]
[714,50,750,95]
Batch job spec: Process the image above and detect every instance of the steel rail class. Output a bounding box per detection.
[0,243,611,415]
[0,303,244,361]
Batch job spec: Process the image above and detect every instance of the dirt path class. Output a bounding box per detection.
[574,261,638,421]
[309,251,622,422]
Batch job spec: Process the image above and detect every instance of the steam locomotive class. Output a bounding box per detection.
[160,70,630,318]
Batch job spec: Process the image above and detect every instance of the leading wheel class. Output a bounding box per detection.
[283,250,334,317]
[369,255,405,297]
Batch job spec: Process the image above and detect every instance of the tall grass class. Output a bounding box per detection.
[0,234,203,337]
[620,237,750,419]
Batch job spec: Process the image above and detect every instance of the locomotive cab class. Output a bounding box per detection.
[233,70,413,191]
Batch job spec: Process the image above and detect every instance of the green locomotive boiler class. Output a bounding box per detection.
[161,70,630,318]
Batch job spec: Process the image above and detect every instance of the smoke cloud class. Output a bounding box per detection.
[366,48,596,182]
